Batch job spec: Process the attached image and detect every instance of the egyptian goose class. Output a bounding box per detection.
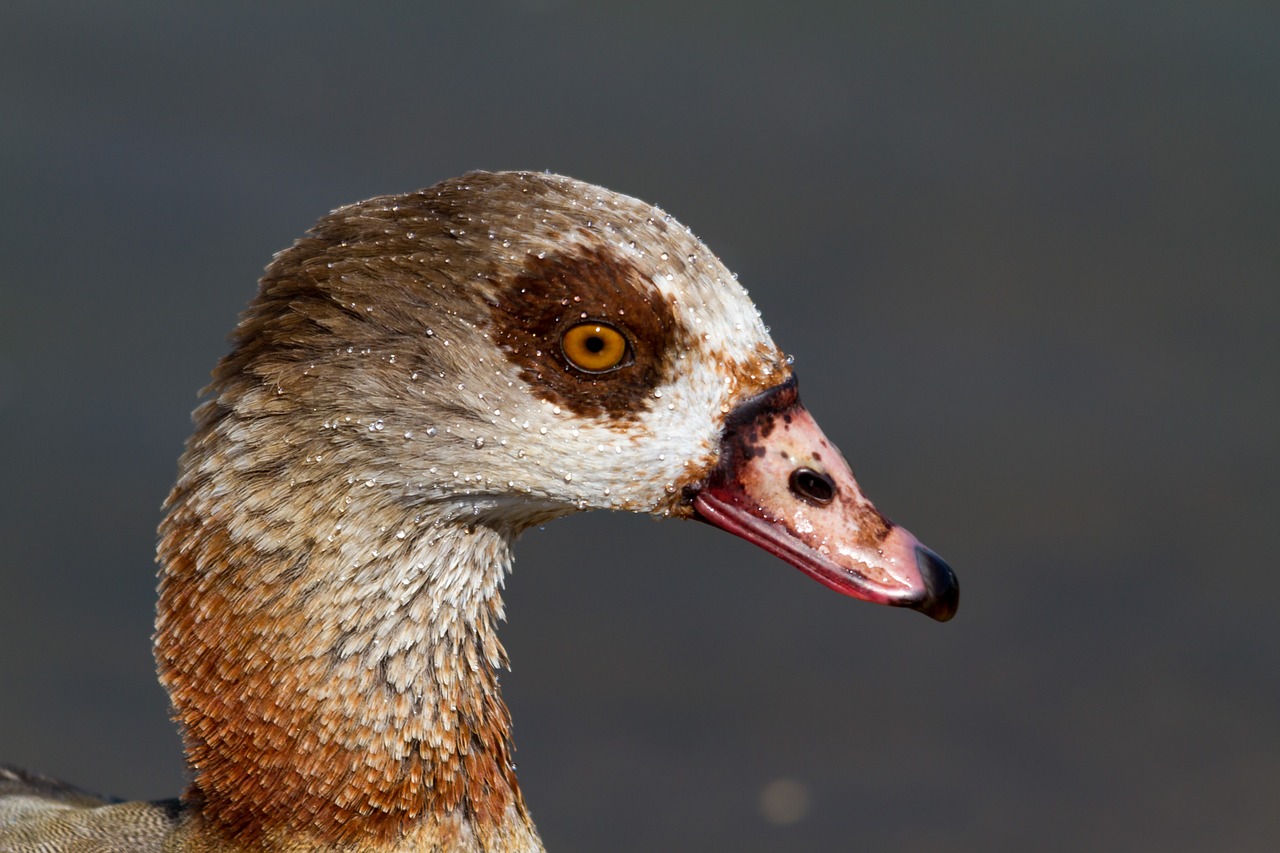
[0,171,957,852]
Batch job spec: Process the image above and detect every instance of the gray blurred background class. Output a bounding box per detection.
[1,2,1276,851]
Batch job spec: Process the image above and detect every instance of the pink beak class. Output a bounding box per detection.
[690,376,958,621]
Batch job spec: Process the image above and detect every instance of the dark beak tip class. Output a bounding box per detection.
[914,547,960,622]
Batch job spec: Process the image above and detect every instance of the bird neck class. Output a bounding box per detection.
[155,445,544,851]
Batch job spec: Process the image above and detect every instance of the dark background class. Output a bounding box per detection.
[2,2,1276,851]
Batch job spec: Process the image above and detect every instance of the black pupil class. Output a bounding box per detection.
[584,335,605,353]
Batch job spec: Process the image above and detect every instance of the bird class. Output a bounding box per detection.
[0,171,957,852]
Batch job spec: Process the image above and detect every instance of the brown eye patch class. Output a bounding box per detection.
[489,245,683,422]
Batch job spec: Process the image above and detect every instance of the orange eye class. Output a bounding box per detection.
[560,322,630,373]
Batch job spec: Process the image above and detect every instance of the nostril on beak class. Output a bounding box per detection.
[788,467,836,506]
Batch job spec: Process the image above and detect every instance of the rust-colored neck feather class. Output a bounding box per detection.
[154,358,539,850]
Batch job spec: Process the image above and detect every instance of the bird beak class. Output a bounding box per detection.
[689,375,958,621]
